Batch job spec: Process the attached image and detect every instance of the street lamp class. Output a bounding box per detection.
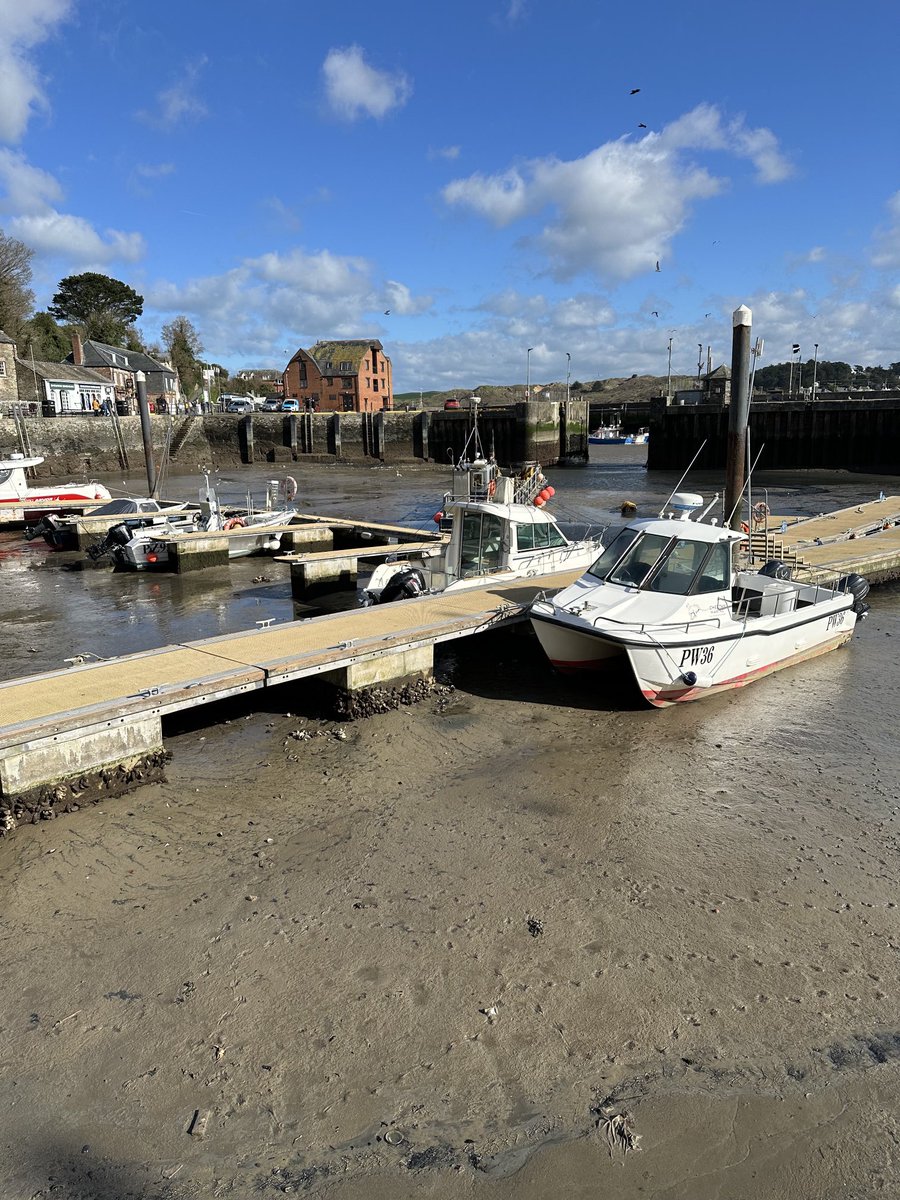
[526,347,533,400]
[666,334,674,402]
[812,343,819,400]
[565,352,571,405]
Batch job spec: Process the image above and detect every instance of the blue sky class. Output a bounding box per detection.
[1,0,898,391]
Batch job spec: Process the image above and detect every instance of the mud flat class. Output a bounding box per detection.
[1,587,899,1199]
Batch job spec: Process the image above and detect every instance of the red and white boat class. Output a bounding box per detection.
[0,453,111,516]
[530,493,870,707]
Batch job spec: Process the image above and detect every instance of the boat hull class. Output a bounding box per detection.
[531,600,858,705]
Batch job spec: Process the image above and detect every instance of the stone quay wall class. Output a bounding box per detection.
[1,400,589,478]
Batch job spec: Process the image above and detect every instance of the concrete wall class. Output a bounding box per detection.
[648,397,900,473]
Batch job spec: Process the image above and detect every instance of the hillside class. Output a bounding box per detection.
[395,374,689,410]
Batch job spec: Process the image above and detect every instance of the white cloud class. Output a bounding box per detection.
[136,58,208,130]
[872,190,900,269]
[8,211,145,263]
[0,0,72,142]
[144,247,430,361]
[0,147,62,212]
[428,145,461,161]
[322,45,411,121]
[443,104,792,282]
[134,162,176,180]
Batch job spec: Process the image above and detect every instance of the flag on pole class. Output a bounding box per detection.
[792,343,800,353]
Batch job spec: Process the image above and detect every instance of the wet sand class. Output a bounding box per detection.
[2,590,899,1197]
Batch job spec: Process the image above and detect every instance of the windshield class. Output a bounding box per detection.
[586,528,639,580]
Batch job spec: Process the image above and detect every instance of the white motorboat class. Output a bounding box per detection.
[530,492,870,707]
[0,453,110,514]
[88,477,295,569]
[362,426,603,604]
[25,496,193,549]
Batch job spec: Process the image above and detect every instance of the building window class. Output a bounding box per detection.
[373,379,379,391]
[0,360,5,376]
[324,361,333,371]
[339,361,351,371]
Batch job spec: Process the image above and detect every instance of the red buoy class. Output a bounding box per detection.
[545,485,556,497]
[539,488,551,502]
[534,497,545,507]
[433,511,444,524]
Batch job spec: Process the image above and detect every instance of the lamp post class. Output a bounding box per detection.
[666,334,674,402]
[697,343,703,385]
[811,343,819,400]
[526,347,533,401]
[565,352,571,405]
[135,370,156,495]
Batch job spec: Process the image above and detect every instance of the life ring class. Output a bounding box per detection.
[223,517,247,531]
[740,521,750,534]
[282,476,298,503]
[752,501,770,525]
[487,479,496,498]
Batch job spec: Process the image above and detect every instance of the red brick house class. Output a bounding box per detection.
[282,340,392,412]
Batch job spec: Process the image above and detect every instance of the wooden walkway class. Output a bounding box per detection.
[751,497,900,583]
[0,569,580,748]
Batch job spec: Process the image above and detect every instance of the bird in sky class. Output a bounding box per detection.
[655,260,660,272]
[638,122,647,128]
[630,88,641,94]
[384,310,390,315]
[705,312,712,318]
[651,310,659,317]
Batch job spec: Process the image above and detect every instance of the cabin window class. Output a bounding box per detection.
[515,522,567,551]
[605,533,671,587]
[693,542,730,593]
[459,511,503,575]
[586,528,639,580]
[647,538,709,594]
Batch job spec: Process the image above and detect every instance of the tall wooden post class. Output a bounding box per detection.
[724,305,752,531]
[136,371,156,495]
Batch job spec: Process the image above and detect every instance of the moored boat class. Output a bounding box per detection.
[0,453,110,516]
[530,492,869,706]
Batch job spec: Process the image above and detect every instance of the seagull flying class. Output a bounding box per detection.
[704,312,712,318]
[384,310,390,315]
[630,88,641,94]
[638,122,647,128]
[651,311,659,317]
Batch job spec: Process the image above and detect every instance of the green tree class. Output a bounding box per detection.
[20,311,70,361]
[0,230,35,337]
[48,272,143,344]
[161,315,203,398]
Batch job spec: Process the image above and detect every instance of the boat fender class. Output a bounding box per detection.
[837,572,870,615]
[282,476,298,503]
[487,479,496,498]
[759,560,792,581]
[224,517,247,531]
[740,522,750,534]
[378,567,428,604]
[681,670,698,687]
[433,510,444,524]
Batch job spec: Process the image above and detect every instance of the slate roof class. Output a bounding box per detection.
[17,359,110,384]
[70,339,175,377]
[0,329,15,345]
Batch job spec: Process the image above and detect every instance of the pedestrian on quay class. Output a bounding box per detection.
[91,396,101,415]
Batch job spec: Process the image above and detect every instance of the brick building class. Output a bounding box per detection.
[282,340,392,412]
[0,330,17,410]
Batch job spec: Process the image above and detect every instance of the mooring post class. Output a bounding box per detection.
[135,370,156,495]
[724,305,752,531]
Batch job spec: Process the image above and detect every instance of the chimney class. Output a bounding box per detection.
[71,332,84,365]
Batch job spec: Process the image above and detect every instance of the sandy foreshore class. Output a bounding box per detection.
[1,610,899,1198]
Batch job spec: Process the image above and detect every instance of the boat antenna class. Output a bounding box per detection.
[658,440,708,517]
[725,442,765,528]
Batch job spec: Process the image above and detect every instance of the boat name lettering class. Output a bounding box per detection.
[679,645,714,668]
[826,611,846,631]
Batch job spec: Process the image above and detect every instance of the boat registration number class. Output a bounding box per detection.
[679,645,714,667]
[826,610,847,631]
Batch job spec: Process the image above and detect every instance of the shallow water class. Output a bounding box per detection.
[0,448,896,682]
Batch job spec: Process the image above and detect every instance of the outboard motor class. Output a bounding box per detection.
[838,572,870,617]
[86,521,132,561]
[378,567,428,604]
[758,559,792,581]
[23,518,50,541]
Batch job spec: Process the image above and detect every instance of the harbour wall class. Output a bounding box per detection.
[648,397,900,474]
[0,399,589,478]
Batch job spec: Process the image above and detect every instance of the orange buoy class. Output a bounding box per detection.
[534,497,545,507]
[545,485,555,497]
[539,488,552,502]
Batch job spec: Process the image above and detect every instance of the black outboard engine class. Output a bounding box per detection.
[87,522,133,561]
[758,559,792,581]
[23,518,50,541]
[378,567,428,604]
[838,572,870,618]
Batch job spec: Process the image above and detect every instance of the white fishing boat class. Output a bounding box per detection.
[88,477,295,569]
[25,496,193,548]
[0,453,111,514]
[530,492,869,707]
[362,420,603,603]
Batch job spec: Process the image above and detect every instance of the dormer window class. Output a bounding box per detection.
[324,361,333,370]
[339,361,352,372]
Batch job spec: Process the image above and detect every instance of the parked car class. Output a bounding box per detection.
[443,398,461,410]
[261,398,281,412]
[281,399,300,412]
[225,398,254,414]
